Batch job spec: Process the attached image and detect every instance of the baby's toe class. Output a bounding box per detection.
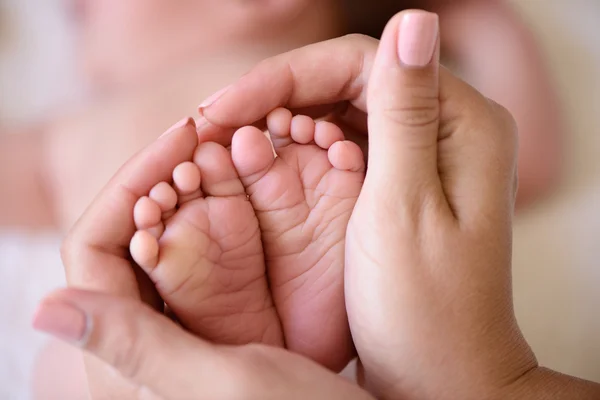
[173,161,202,204]
[314,121,345,149]
[149,181,178,220]
[231,126,276,186]
[193,142,245,197]
[290,115,315,144]
[328,140,365,172]
[149,182,178,211]
[267,108,293,148]
[134,196,162,230]
[130,230,159,271]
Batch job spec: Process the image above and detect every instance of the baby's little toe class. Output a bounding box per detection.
[231,126,276,186]
[130,230,159,271]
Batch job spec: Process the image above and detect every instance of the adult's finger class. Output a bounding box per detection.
[365,10,441,207]
[60,118,199,400]
[33,289,376,400]
[197,34,378,130]
[62,118,198,299]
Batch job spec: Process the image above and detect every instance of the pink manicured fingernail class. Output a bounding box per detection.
[397,11,438,67]
[33,301,89,344]
[160,117,195,138]
[198,85,231,110]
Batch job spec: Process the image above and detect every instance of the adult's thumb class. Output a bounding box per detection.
[32,289,241,399]
[33,289,377,400]
[367,10,441,200]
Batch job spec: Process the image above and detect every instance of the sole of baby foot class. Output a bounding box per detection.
[230,108,365,371]
[130,141,283,346]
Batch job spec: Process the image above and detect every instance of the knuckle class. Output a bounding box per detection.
[342,33,378,47]
[495,103,517,131]
[378,86,439,129]
[488,99,518,132]
[381,103,439,129]
[488,98,511,120]
[469,99,518,160]
[488,100,519,151]
[255,56,278,76]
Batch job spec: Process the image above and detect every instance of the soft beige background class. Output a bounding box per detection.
[0,1,599,398]
[509,0,600,382]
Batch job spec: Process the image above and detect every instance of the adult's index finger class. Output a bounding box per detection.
[62,119,198,298]
[200,34,379,129]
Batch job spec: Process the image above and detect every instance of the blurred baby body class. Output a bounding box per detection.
[4,0,346,231]
[2,0,562,232]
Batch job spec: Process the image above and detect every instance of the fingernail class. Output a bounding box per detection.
[397,11,438,67]
[198,85,231,111]
[33,301,90,345]
[160,117,195,138]
[194,116,208,130]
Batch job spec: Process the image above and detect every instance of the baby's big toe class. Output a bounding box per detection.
[231,126,276,186]
[173,161,202,203]
[328,140,365,173]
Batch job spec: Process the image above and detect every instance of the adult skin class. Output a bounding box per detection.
[35,9,599,400]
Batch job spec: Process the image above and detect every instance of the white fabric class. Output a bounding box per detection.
[0,233,64,400]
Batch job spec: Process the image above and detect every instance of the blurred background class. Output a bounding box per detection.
[0,0,599,398]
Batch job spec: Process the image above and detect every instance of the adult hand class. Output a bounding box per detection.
[196,9,599,400]
[32,287,373,400]
[346,11,532,400]
[59,120,199,399]
[42,121,373,400]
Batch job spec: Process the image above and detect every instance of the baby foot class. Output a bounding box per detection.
[129,141,283,346]
[231,108,365,371]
